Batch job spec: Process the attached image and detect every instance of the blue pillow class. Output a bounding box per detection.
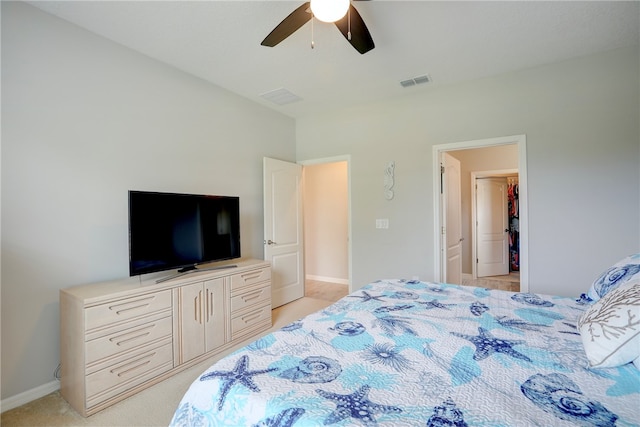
[586,253,640,302]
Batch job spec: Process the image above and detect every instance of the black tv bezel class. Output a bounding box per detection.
[128,190,240,277]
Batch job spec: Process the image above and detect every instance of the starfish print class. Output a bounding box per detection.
[200,355,278,410]
[316,385,402,426]
[451,327,532,362]
[348,290,386,303]
[418,299,455,310]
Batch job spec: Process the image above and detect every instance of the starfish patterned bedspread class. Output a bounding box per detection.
[169,280,639,427]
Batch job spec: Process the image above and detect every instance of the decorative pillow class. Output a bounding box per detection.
[586,253,640,302]
[578,280,640,368]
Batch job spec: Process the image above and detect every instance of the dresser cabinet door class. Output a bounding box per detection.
[177,278,228,363]
[204,278,227,353]
[177,282,206,363]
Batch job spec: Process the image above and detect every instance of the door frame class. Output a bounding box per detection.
[433,135,529,292]
[298,155,353,293]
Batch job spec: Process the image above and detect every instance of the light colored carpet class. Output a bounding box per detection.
[1,297,332,427]
[462,272,520,293]
[304,279,348,302]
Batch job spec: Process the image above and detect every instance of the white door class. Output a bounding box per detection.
[476,178,509,277]
[443,153,463,284]
[263,157,305,308]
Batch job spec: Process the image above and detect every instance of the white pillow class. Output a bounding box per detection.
[578,280,640,368]
[586,253,640,302]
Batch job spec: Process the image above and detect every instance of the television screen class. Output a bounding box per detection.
[128,191,240,276]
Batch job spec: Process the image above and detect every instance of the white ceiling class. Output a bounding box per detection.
[28,1,640,119]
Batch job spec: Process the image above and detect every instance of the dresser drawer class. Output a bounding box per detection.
[86,341,173,408]
[230,284,270,313]
[85,316,172,367]
[231,303,271,338]
[85,291,172,332]
[230,268,270,291]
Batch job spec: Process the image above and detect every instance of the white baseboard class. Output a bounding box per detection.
[305,275,349,286]
[1,380,59,413]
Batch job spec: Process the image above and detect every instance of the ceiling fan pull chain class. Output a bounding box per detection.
[311,13,315,49]
[347,6,352,40]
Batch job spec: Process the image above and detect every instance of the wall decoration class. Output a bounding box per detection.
[384,161,395,200]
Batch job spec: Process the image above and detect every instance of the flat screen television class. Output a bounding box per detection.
[128,190,240,277]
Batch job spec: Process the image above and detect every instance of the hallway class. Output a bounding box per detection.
[305,279,349,302]
[462,272,520,292]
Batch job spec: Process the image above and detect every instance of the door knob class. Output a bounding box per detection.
[265,239,277,245]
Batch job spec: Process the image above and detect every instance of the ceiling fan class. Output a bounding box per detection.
[261,0,374,55]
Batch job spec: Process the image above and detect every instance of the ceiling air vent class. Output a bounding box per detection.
[400,74,431,88]
[260,88,302,105]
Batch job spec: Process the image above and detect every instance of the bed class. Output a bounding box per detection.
[169,272,640,426]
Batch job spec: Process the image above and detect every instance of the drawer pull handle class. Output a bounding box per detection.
[242,290,263,302]
[241,312,262,324]
[110,353,155,377]
[110,326,154,346]
[207,289,214,321]
[195,291,203,324]
[110,298,154,315]
[240,271,262,282]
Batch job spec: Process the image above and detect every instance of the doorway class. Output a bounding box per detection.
[264,156,351,307]
[300,156,352,298]
[433,135,529,292]
[472,171,519,280]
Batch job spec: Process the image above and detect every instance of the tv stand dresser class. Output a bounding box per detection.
[60,258,271,417]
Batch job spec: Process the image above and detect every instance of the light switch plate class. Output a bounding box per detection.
[376,219,389,229]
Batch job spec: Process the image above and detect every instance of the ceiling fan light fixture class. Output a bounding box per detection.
[310,0,350,23]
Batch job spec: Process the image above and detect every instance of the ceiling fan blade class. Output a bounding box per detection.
[261,2,312,47]
[334,4,375,54]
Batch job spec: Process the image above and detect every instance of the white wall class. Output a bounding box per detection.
[1,2,295,400]
[296,46,640,296]
[303,162,349,283]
